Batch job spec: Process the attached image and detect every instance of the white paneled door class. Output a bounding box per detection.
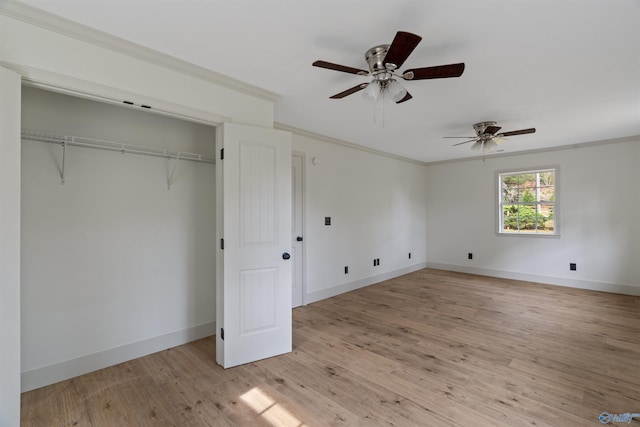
[216,123,292,368]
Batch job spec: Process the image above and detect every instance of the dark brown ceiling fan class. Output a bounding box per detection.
[313,31,465,104]
[445,121,536,151]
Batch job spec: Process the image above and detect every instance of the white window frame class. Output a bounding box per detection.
[496,167,559,237]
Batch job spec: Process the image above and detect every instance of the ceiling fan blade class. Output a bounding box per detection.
[498,128,536,137]
[395,91,413,104]
[383,31,422,69]
[452,138,478,146]
[329,83,369,99]
[443,136,476,139]
[312,60,369,76]
[403,63,465,80]
[484,125,502,135]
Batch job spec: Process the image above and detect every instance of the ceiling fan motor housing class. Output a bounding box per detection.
[365,44,394,80]
[474,121,497,137]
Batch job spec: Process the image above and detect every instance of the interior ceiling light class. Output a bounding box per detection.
[313,30,465,105]
[362,78,407,104]
[446,121,536,152]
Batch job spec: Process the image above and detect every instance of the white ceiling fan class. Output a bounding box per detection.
[445,121,536,151]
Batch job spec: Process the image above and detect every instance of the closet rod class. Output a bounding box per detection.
[21,129,215,164]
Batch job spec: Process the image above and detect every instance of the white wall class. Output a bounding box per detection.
[291,130,428,303]
[20,87,216,391]
[0,8,275,128]
[0,66,21,427]
[425,138,640,294]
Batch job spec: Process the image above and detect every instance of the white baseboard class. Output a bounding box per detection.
[305,262,428,304]
[25,263,634,393]
[21,321,216,393]
[426,262,640,296]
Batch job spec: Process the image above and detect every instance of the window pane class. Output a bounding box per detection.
[539,171,555,202]
[539,171,555,186]
[520,187,536,202]
[540,204,554,232]
[502,175,519,185]
[502,182,519,203]
[517,205,539,230]
[538,186,554,202]
[502,204,519,231]
[498,169,556,235]
[519,173,536,186]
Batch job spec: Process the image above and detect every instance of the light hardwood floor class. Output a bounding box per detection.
[21,269,640,426]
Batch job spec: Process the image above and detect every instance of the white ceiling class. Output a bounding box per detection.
[17,0,640,163]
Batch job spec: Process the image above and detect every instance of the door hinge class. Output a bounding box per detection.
[220,239,224,250]
[220,328,224,340]
[220,148,224,160]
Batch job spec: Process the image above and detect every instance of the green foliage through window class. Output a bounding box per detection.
[499,169,556,234]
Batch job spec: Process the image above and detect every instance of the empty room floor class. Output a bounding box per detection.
[21,269,640,426]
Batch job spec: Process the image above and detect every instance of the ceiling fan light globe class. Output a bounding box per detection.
[387,79,407,103]
[362,81,380,102]
[471,141,482,151]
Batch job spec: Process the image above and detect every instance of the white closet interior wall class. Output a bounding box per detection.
[20,86,217,391]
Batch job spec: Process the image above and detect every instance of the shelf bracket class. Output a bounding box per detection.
[60,137,70,185]
[167,152,181,190]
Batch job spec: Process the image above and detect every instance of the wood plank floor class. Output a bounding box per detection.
[21,269,640,426]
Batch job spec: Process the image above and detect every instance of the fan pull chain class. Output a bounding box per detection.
[372,97,377,125]
[382,92,386,128]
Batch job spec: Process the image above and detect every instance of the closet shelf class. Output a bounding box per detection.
[21,129,215,164]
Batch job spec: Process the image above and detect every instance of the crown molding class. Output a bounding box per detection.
[0,1,279,103]
[423,135,640,167]
[274,122,428,167]
[278,122,638,168]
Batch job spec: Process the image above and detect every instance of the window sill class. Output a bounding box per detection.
[496,232,560,239]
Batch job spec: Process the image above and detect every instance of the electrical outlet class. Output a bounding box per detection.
[344,266,348,274]
[570,263,576,271]
[324,216,331,226]
[468,253,473,260]
[408,252,411,259]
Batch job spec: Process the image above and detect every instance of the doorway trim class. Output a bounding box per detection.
[292,151,306,307]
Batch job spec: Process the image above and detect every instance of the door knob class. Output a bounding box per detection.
[282,252,291,260]
[296,236,303,242]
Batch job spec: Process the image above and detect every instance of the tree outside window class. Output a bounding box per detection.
[499,169,556,235]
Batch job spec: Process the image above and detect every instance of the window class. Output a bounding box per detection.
[498,168,557,235]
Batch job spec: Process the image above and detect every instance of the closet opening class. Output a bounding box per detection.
[20,85,217,392]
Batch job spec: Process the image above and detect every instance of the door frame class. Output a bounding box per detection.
[0,65,22,427]
[292,151,306,307]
